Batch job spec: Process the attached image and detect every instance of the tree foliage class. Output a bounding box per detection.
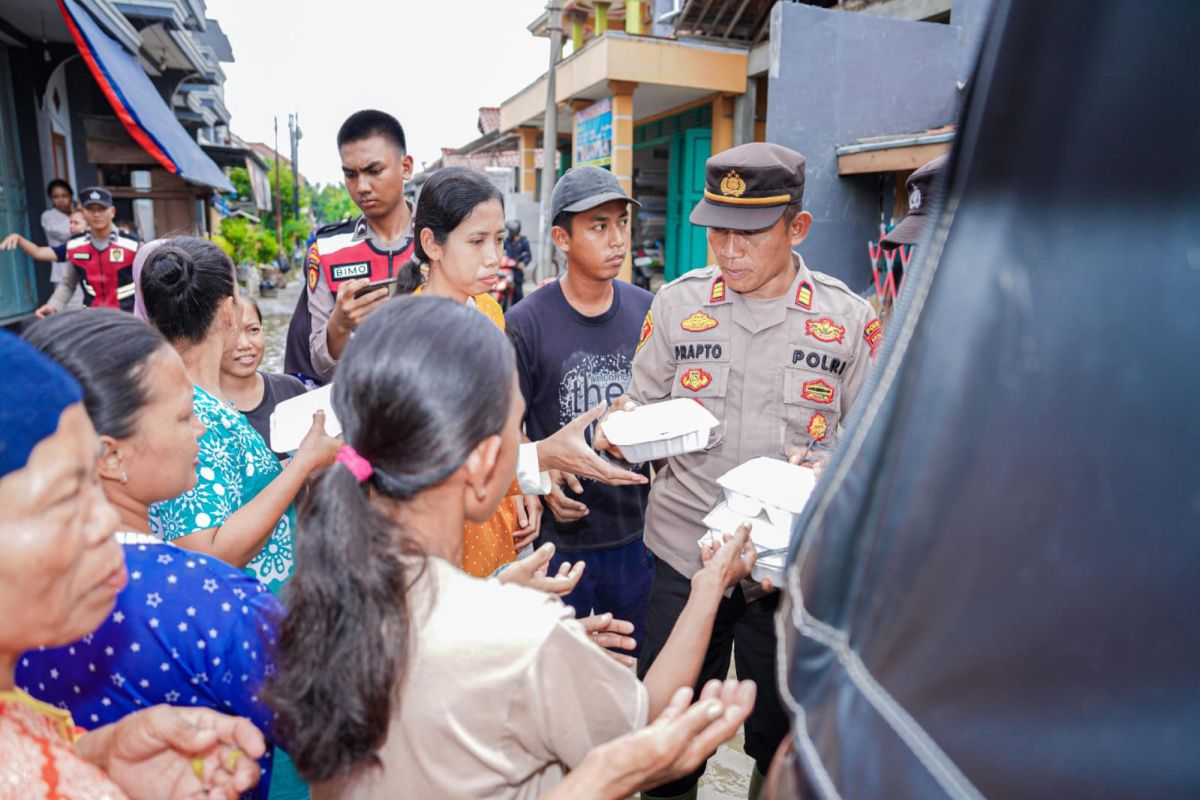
[312,183,358,225]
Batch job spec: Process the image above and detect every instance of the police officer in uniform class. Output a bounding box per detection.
[598,143,881,800]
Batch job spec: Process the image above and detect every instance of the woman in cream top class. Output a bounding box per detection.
[269,296,756,799]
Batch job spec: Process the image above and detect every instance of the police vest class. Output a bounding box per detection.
[66,232,139,311]
[313,217,414,293]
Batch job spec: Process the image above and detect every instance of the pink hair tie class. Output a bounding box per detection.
[336,445,373,483]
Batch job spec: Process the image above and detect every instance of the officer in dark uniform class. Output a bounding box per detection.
[598,143,881,800]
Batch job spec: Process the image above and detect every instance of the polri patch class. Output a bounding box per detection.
[801,378,835,405]
[680,368,713,392]
[795,281,813,310]
[807,412,829,442]
[863,318,883,357]
[804,317,845,344]
[709,276,726,303]
[680,310,719,333]
[636,310,654,354]
[307,263,319,291]
[109,248,125,264]
[330,261,370,282]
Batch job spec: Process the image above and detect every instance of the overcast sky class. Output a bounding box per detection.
[204,0,552,186]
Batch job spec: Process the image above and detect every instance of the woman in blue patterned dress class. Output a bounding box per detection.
[140,238,340,594]
[17,309,283,798]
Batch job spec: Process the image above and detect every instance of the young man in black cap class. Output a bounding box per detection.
[283,109,415,384]
[2,187,140,313]
[507,165,655,655]
[597,142,882,800]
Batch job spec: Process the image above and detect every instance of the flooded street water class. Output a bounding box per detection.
[256,278,300,374]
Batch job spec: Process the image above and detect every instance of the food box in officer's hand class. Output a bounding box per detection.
[717,457,816,532]
[601,398,719,462]
[703,501,791,550]
[269,384,341,453]
[697,525,786,587]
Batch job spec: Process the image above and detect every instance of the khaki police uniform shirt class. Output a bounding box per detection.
[628,253,881,581]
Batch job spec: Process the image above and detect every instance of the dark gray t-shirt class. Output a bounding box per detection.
[506,279,652,552]
[241,371,308,457]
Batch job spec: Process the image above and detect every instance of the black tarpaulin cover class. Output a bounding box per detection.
[776,1,1200,798]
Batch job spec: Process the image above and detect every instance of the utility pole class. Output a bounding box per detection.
[289,112,302,220]
[537,0,564,281]
[273,115,283,251]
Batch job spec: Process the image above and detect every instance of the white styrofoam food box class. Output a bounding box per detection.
[269,384,342,453]
[600,398,719,462]
[697,529,786,586]
[716,457,816,532]
[703,501,791,550]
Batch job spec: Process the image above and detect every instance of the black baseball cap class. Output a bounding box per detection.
[881,154,948,247]
[79,187,114,209]
[689,143,806,230]
[551,166,640,222]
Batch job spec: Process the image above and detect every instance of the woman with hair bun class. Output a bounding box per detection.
[140,237,340,593]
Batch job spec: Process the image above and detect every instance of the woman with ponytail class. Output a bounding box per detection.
[402,167,541,577]
[139,237,340,593]
[270,296,758,799]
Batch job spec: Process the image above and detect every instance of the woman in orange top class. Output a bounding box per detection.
[399,167,542,577]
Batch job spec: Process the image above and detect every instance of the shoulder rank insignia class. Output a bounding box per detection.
[709,276,726,303]
[680,310,719,333]
[636,310,654,354]
[801,378,835,405]
[795,281,813,310]
[863,318,883,357]
[804,317,845,344]
[680,368,713,393]
[807,412,829,442]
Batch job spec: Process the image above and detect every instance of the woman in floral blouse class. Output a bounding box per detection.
[140,238,339,593]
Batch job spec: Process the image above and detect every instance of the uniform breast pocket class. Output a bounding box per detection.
[670,363,729,450]
[783,367,842,448]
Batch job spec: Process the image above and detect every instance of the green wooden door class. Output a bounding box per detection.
[0,47,37,325]
[664,127,711,282]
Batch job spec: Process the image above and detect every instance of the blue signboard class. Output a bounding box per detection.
[574,98,612,168]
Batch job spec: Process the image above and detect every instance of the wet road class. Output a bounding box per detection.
[258,279,753,800]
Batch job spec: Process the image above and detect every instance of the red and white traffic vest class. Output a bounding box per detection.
[66,231,140,311]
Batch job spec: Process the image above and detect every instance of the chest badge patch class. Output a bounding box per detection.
[709,276,726,303]
[795,281,813,310]
[636,311,654,354]
[807,412,829,442]
[72,251,92,260]
[804,317,845,344]
[680,368,713,393]
[801,378,835,405]
[109,248,125,264]
[680,311,719,333]
[863,318,884,357]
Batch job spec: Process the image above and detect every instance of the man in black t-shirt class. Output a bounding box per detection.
[506,167,653,654]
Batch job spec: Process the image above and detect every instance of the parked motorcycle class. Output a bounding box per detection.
[492,257,517,311]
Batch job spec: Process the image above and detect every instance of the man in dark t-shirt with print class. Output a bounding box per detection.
[507,166,654,654]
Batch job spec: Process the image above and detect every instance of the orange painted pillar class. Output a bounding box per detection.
[518,127,539,196]
[609,80,637,282]
[712,93,736,156]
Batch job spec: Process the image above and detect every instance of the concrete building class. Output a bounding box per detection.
[0,0,242,324]
[497,0,986,287]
